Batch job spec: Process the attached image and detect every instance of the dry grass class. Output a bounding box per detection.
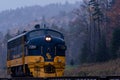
[64,58,120,76]
[0,69,7,78]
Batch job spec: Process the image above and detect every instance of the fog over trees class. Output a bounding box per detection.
[0,0,120,77]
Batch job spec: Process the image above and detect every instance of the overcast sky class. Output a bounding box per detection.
[0,0,81,12]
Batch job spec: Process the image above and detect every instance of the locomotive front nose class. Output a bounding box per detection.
[26,36,66,77]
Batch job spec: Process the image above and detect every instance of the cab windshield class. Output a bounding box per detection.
[28,29,64,40]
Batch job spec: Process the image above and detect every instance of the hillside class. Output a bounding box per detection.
[0,2,80,33]
[64,58,120,76]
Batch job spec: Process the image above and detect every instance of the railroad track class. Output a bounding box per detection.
[0,77,98,80]
[1,76,120,80]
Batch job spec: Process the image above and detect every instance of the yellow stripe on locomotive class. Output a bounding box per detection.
[7,56,65,77]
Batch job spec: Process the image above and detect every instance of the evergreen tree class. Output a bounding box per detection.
[3,29,12,43]
[80,43,89,63]
[70,59,74,66]
[110,27,120,59]
[96,36,109,62]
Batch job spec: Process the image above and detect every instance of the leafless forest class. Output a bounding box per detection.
[0,0,120,77]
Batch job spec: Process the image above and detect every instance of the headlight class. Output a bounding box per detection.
[58,45,67,50]
[57,57,62,63]
[58,59,62,63]
[45,36,51,42]
[35,57,42,62]
[28,45,37,49]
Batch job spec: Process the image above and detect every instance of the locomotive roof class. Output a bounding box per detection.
[7,32,27,42]
[7,28,63,42]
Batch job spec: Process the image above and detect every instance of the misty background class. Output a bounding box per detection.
[0,0,120,77]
